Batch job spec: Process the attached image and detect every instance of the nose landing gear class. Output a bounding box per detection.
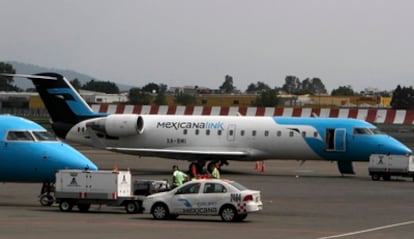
[39,182,55,206]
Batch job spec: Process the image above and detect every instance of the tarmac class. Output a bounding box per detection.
[1,132,414,239]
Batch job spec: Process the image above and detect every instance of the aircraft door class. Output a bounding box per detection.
[334,129,346,151]
[325,128,346,152]
[227,124,236,142]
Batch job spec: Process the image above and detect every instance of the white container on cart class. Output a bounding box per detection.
[55,169,140,213]
[368,154,414,181]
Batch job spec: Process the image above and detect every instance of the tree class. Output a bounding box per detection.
[153,84,168,105]
[0,62,20,91]
[390,85,414,109]
[281,76,327,95]
[70,78,82,91]
[245,81,271,93]
[128,87,152,105]
[219,75,236,93]
[142,82,160,93]
[302,78,327,95]
[253,89,279,107]
[82,79,120,94]
[281,76,301,94]
[331,85,355,96]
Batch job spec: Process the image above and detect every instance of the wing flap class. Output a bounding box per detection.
[105,147,249,161]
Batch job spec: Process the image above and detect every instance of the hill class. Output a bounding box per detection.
[5,61,132,91]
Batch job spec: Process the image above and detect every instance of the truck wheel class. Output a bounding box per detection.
[40,195,54,206]
[152,203,169,220]
[220,205,237,222]
[371,174,380,181]
[125,201,139,214]
[78,204,91,212]
[59,200,73,212]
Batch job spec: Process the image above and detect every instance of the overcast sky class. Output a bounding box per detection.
[1,0,413,92]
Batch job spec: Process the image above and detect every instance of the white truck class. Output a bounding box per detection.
[368,154,414,181]
[55,169,141,213]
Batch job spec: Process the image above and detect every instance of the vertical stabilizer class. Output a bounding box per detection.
[29,73,106,138]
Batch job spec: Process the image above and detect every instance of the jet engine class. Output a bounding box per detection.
[86,114,144,137]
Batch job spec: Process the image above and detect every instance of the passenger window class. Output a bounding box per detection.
[6,131,34,141]
[252,130,256,136]
[195,129,199,135]
[277,131,281,137]
[302,132,306,137]
[240,130,245,136]
[206,129,210,135]
[313,131,318,138]
[183,129,187,135]
[203,183,227,194]
[176,183,200,194]
[289,131,294,137]
[264,130,269,137]
[229,130,234,136]
[218,130,222,136]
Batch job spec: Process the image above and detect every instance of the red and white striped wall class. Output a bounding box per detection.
[91,104,414,125]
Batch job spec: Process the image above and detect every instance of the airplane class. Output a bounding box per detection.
[0,114,98,206]
[3,72,412,176]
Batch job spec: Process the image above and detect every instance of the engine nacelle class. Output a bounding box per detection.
[87,114,144,137]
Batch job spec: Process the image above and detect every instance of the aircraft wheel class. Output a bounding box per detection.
[189,163,203,177]
[207,162,216,174]
[59,200,74,212]
[40,195,54,206]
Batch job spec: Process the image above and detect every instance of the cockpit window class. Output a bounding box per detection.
[353,128,373,135]
[6,131,34,141]
[32,131,58,141]
[371,128,384,134]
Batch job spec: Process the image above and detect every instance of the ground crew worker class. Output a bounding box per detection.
[172,165,187,188]
[211,162,221,179]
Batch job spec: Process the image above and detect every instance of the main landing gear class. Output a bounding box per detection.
[39,182,55,206]
[188,160,228,178]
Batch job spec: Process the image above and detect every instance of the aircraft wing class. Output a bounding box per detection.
[104,147,250,161]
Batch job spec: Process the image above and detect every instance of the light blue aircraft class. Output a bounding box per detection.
[0,114,98,205]
[4,73,412,176]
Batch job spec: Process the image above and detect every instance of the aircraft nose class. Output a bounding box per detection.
[56,144,98,171]
[384,136,412,155]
